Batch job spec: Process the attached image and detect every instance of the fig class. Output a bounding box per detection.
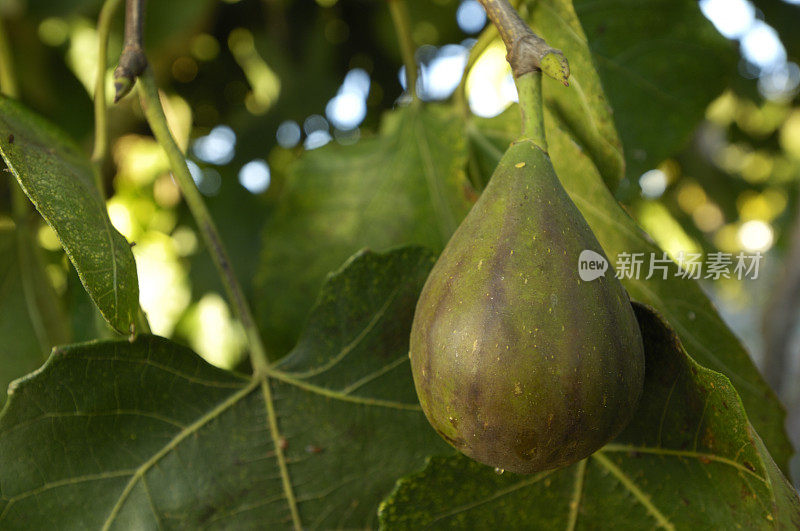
[410,138,644,474]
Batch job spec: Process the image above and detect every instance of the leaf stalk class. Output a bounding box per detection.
[92,0,124,169]
[387,0,418,99]
[136,70,270,374]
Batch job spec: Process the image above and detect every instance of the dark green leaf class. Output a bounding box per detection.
[0,96,139,333]
[379,304,800,529]
[0,247,446,528]
[525,0,626,190]
[255,104,473,356]
[569,0,737,181]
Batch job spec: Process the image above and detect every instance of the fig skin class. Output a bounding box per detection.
[410,139,644,474]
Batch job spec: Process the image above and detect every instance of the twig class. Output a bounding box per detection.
[477,0,569,83]
[136,69,270,374]
[114,0,147,102]
[387,0,418,98]
[92,0,124,167]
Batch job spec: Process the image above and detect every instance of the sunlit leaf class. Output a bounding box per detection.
[379,304,800,529]
[255,104,473,356]
[0,96,139,333]
[0,247,447,528]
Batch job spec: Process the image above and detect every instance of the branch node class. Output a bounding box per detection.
[113,0,146,102]
[113,46,147,102]
[509,34,569,85]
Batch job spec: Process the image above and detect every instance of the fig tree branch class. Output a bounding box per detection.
[114,0,147,102]
[477,0,569,84]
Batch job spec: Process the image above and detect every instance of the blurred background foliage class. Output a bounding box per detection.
[0,0,799,477]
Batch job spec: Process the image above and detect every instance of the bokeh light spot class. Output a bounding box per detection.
[738,220,774,251]
[456,0,487,34]
[638,169,668,199]
[193,125,236,165]
[277,121,302,149]
[239,160,271,193]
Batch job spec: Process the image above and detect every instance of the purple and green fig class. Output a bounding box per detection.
[410,138,644,474]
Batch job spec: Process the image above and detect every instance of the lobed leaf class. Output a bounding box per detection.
[0,97,139,333]
[378,304,800,529]
[0,247,448,528]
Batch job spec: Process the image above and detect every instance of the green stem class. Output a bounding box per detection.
[387,0,417,99]
[0,17,18,98]
[515,71,546,150]
[136,69,269,373]
[92,0,124,169]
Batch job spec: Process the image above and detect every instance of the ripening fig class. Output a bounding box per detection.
[409,137,645,474]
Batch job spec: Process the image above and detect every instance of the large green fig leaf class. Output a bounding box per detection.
[470,105,793,472]
[570,0,737,182]
[255,104,473,356]
[525,0,625,190]
[379,304,800,529]
[0,247,447,528]
[511,0,736,185]
[0,96,139,333]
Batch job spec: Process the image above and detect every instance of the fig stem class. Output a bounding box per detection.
[113,0,147,103]
[515,71,547,151]
[387,0,418,99]
[477,0,569,84]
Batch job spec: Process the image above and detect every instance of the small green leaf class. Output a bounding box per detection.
[0,247,446,528]
[0,96,139,334]
[255,104,473,355]
[378,304,800,529]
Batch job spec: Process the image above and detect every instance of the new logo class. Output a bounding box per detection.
[578,250,608,281]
